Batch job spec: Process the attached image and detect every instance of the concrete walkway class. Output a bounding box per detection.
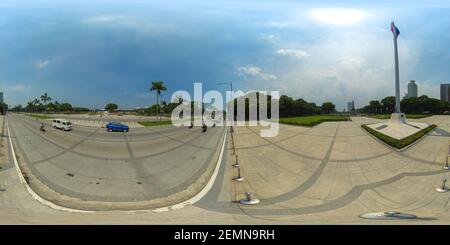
[1,115,450,223]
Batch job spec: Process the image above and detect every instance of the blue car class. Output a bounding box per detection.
[106,122,129,132]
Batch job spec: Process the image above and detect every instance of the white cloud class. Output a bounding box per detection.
[309,8,366,26]
[83,15,129,24]
[260,33,280,42]
[36,60,50,69]
[82,14,175,35]
[10,84,30,92]
[276,48,308,58]
[267,30,421,110]
[236,65,277,81]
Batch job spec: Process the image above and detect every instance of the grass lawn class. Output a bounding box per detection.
[366,114,432,119]
[279,115,349,127]
[25,113,54,120]
[361,124,436,150]
[138,121,172,126]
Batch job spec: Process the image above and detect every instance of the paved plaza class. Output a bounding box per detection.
[1,114,450,223]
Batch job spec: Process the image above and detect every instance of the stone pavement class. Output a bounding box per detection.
[1,115,450,224]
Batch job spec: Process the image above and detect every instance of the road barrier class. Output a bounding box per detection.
[0,115,4,156]
[436,178,449,193]
[233,155,240,168]
[239,192,260,205]
[233,166,244,182]
[445,145,450,170]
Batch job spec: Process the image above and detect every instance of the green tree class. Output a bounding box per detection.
[321,102,335,114]
[60,103,73,112]
[33,98,41,113]
[0,102,8,115]
[40,93,52,113]
[368,100,382,114]
[381,96,396,114]
[150,81,167,120]
[105,103,118,112]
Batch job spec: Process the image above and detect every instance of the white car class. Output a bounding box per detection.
[52,119,73,131]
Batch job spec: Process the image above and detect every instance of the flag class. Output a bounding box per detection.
[391,21,400,39]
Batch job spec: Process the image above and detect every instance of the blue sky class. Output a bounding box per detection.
[1,0,449,110]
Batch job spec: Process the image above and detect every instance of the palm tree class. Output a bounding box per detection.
[150,81,167,120]
[33,98,41,113]
[40,93,52,113]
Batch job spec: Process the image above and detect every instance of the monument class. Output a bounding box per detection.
[390,21,406,124]
[363,21,433,149]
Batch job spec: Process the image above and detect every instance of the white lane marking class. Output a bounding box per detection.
[7,119,94,213]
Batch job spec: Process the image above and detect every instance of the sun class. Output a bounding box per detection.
[309,8,365,26]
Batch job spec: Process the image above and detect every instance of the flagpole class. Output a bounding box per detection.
[393,35,401,113]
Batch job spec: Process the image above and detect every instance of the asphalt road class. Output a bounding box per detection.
[6,113,225,210]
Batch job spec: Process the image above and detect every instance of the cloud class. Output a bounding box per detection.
[236,65,277,81]
[83,15,130,24]
[36,60,50,69]
[260,33,280,42]
[271,30,421,110]
[82,14,175,35]
[309,8,366,26]
[10,85,30,92]
[276,48,308,58]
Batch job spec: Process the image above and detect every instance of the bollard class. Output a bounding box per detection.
[239,192,260,205]
[233,166,244,182]
[436,178,449,193]
[233,155,240,168]
[445,156,449,170]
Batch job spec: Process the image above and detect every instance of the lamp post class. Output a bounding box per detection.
[217,81,233,129]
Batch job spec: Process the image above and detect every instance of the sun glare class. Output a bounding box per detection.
[310,8,365,26]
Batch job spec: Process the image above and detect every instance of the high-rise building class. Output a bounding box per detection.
[441,84,450,102]
[347,100,355,113]
[404,80,418,99]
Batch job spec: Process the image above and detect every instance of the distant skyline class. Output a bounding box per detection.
[1,0,449,110]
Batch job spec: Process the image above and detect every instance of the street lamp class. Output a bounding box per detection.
[218,81,233,130]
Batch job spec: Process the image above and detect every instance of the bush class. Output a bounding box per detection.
[279,115,349,127]
[362,124,436,149]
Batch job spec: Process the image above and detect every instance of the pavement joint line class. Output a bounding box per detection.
[6,119,94,213]
[11,113,224,202]
[6,116,228,213]
[17,115,210,163]
[149,127,228,213]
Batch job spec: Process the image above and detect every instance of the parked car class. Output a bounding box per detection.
[52,119,73,131]
[106,122,129,132]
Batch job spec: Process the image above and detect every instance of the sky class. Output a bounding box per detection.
[1,0,449,110]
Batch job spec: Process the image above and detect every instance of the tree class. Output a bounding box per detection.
[46,102,57,112]
[381,96,396,114]
[40,93,52,113]
[150,81,167,120]
[0,102,8,115]
[11,104,23,112]
[60,103,73,112]
[321,102,335,114]
[368,100,382,114]
[105,103,118,112]
[33,98,41,113]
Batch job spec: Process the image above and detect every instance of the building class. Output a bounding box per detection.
[441,84,450,102]
[404,80,418,99]
[0,92,3,103]
[347,100,355,114]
